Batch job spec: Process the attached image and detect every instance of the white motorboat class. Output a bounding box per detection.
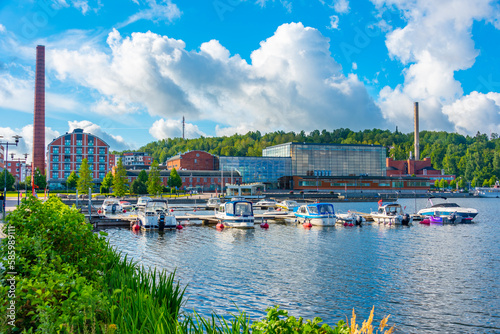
[294,203,336,226]
[136,199,177,230]
[370,203,412,226]
[417,197,478,223]
[336,211,365,226]
[215,200,255,228]
[100,198,123,215]
[255,198,277,209]
[206,197,222,209]
[136,196,152,208]
[276,200,300,211]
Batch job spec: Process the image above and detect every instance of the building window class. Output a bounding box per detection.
[65,164,70,170]
[88,156,94,162]
[64,147,71,154]
[99,148,106,154]
[99,172,105,179]
[76,140,82,146]
[76,155,82,162]
[52,164,58,171]
[52,171,59,179]
[194,159,197,163]
[52,156,59,162]
[88,148,94,154]
[64,171,71,178]
[99,164,105,171]
[65,140,71,146]
[99,156,105,163]
[53,147,59,154]
[76,148,82,154]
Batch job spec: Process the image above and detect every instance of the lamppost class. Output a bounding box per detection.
[1,134,22,219]
[10,153,28,206]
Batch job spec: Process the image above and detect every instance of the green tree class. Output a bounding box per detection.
[458,178,466,190]
[130,179,148,194]
[113,158,129,197]
[471,178,477,188]
[66,171,79,190]
[482,179,489,187]
[489,176,497,187]
[0,169,16,191]
[138,169,149,183]
[100,171,114,193]
[439,179,448,190]
[167,168,182,190]
[77,158,94,194]
[434,180,440,189]
[32,167,47,190]
[147,161,163,197]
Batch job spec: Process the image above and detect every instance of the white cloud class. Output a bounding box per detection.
[149,118,207,140]
[333,0,349,13]
[67,120,134,151]
[0,24,5,33]
[443,92,500,135]
[372,0,500,132]
[117,0,181,28]
[328,15,339,30]
[0,125,60,163]
[52,0,102,14]
[49,23,385,136]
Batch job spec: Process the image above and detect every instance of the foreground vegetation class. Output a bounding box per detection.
[137,128,500,186]
[0,197,394,333]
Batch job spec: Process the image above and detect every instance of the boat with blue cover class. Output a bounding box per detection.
[294,203,336,226]
[214,200,255,228]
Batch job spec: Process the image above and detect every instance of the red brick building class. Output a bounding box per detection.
[386,157,443,177]
[166,151,216,171]
[46,129,113,188]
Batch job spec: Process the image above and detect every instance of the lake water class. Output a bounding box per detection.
[104,198,500,333]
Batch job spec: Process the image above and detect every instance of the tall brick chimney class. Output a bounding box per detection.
[33,45,45,175]
[414,102,419,161]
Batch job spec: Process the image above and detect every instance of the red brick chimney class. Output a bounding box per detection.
[33,45,45,175]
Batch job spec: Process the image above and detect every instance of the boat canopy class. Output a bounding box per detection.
[225,201,253,217]
[431,203,460,208]
[308,203,335,215]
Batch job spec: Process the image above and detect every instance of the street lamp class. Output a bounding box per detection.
[1,134,22,219]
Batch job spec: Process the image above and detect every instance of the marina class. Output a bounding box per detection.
[101,197,499,333]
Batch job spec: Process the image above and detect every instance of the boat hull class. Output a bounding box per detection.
[371,214,413,226]
[219,218,255,229]
[295,215,336,226]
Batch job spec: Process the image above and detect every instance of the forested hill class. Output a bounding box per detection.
[132,129,500,185]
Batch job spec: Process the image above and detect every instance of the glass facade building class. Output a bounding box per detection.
[218,156,292,185]
[263,142,386,177]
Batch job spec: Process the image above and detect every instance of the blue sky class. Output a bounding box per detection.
[0,0,500,158]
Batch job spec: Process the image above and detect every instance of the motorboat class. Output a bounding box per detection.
[294,203,336,226]
[417,197,478,223]
[136,199,177,230]
[136,196,152,208]
[100,198,123,215]
[119,200,133,211]
[255,198,277,209]
[276,200,300,211]
[206,197,222,209]
[214,200,255,228]
[370,203,412,226]
[336,211,365,226]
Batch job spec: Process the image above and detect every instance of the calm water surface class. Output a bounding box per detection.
[104,198,500,333]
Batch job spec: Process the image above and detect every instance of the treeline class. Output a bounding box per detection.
[125,129,500,184]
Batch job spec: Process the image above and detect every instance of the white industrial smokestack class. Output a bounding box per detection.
[414,102,419,160]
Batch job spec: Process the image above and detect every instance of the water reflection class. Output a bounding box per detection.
[104,198,500,333]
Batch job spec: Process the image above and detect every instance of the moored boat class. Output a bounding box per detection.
[474,181,500,198]
[100,198,123,215]
[214,200,255,228]
[136,199,177,230]
[276,200,299,211]
[294,203,336,226]
[255,198,277,209]
[417,197,477,223]
[370,203,412,226]
[206,197,222,209]
[336,211,365,226]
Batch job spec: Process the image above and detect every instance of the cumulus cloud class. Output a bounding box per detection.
[0,125,60,163]
[333,0,349,13]
[149,119,207,140]
[328,15,339,30]
[443,92,500,135]
[68,120,134,151]
[49,22,385,136]
[372,0,500,132]
[117,0,181,28]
